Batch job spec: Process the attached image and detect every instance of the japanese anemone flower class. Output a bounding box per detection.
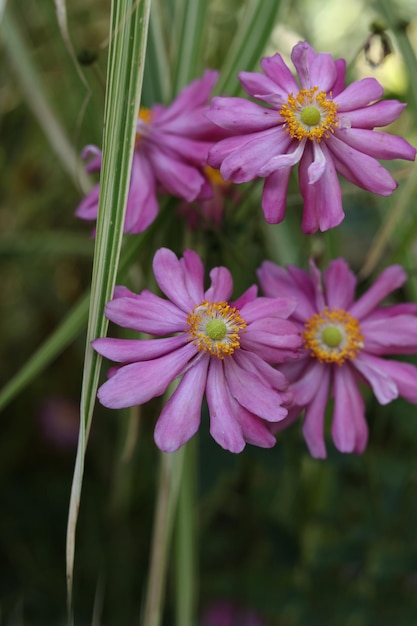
[93,248,302,453]
[207,41,416,233]
[76,70,221,234]
[257,257,417,458]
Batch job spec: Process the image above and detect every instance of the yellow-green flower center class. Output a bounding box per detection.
[279,87,339,142]
[186,300,247,358]
[303,308,364,365]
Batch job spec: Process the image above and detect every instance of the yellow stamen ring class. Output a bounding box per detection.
[186,300,247,358]
[303,307,364,365]
[279,87,339,142]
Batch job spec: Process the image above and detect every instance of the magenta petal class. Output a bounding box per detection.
[334,77,384,110]
[353,353,398,404]
[92,335,187,362]
[180,249,206,304]
[97,342,196,409]
[291,360,325,406]
[309,52,337,92]
[148,147,205,201]
[75,184,100,221]
[261,168,291,224]
[323,258,357,310]
[224,355,287,422]
[240,296,297,322]
[332,59,346,96]
[302,365,331,459]
[332,365,366,454]
[232,285,258,310]
[238,71,287,105]
[156,69,218,122]
[124,152,158,233]
[206,358,245,453]
[154,356,209,452]
[349,265,406,320]
[232,403,277,448]
[291,41,317,89]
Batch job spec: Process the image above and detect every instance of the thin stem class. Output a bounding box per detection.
[175,438,197,626]
[142,447,185,626]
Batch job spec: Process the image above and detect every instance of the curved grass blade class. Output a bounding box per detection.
[215,0,283,95]
[172,0,210,92]
[66,0,152,615]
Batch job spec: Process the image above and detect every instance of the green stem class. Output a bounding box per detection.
[142,447,185,626]
[175,438,197,626]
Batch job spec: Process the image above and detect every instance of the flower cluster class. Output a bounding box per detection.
[79,41,417,457]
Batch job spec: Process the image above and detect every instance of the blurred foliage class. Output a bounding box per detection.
[1,0,417,624]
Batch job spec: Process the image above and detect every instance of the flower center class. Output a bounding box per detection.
[279,87,339,142]
[303,308,364,365]
[186,300,247,358]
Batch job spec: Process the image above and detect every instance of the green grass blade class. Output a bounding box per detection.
[66,0,152,613]
[215,0,282,95]
[172,0,210,92]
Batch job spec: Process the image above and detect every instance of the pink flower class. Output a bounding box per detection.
[93,248,302,453]
[207,41,416,233]
[257,258,417,458]
[76,71,221,234]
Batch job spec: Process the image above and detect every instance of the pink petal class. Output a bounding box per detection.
[335,127,416,161]
[148,146,205,201]
[207,97,279,132]
[257,261,317,322]
[156,70,219,123]
[346,100,407,128]
[240,296,297,322]
[261,168,292,224]
[332,59,346,96]
[302,364,331,458]
[154,356,209,452]
[75,184,100,221]
[206,358,245,452]
[327,134,397,195]
[105,290,185,334]
[361,315,417,354]
[153,248,203,312]
[97,342,196,409]
[232,403,277,448]
[180,249,206,304]
[333,77,384,110]
[224,356,288,422]
[309,52,337,92]
[205,267,233,302]
[323,258,357,310]
[299,142,344,233]
[233,349,289,392]
[349,265,406,320]
[124,152,159,233]
[291,360,326,406]
[370,359,417,403]
[260,53,299,93]
[332,365,367,454]
[231,285,258,310]
[257,138,306,178]
[291,41,317,89]
[238,71,287,106]
[352,352,398,404]
[92,334,187,362]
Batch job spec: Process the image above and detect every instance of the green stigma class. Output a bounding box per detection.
[205,319,227,340]
[300,105,321,127]
[322,326,342,347]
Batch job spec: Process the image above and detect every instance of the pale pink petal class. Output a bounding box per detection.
[302,365,331,458]
[238,71,287,106]
[75,184,100,220]
[323,258,357,310]
[257,138,306,178]
[332,59,346,96]
[180,249,206,304]
[156,70,218,123]
[206,358,245,453]
[233,349,289,392]
[291,360,326,406]
[332,365,367,454]
[349,265,406,319]
[370,359,417,403]
[154,356,209,452]
[124,152,158,233]
[97,342,196,409]
[309,52,337,92]
[257,261,317,321]
[148,147,205,201]
[333,78,384,110]
[232,402,277,448]
[240,296,297,322]
[231,285,258,310]
[352,353,398,404]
